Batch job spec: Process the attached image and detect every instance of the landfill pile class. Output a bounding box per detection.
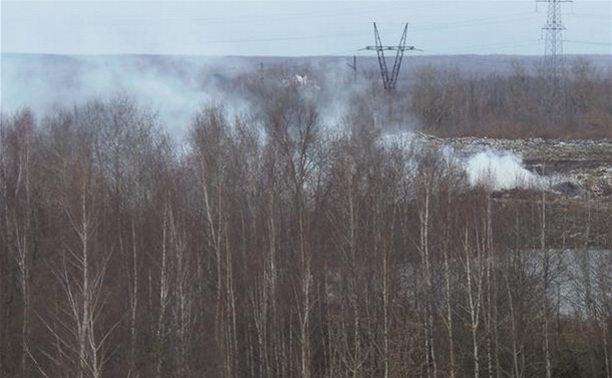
[416,133,612,199]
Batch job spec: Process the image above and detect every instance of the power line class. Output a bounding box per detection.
[409,12,540,33]
[565,40,612,47]
[566,13,612,21]
[190,2,449,25]
[196,32,370,45]
[421,40,542,55]
[65,3,447,26]
[193,12,544,46]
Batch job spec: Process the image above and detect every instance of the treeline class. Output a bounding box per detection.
[410,59,612,138]
[1,76,611,378]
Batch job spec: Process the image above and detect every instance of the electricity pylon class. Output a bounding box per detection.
[537,0,571,127]
[538,0,572,78]
[365,23,416,90]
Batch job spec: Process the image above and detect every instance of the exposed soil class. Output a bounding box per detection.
[413,134,611,247]
[418,133,612,199]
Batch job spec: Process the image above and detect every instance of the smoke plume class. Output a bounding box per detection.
[464,149,546,190]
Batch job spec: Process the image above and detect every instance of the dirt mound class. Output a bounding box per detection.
[418,133,612,199]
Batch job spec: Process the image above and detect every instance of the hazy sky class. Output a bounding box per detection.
[1,1,610,56]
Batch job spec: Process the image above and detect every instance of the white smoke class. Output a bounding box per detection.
[0,54,253,140]
[376,133,555,192]
[465,149,546,190]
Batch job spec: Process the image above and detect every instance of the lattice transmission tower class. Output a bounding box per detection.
[365,23,416,90]
[538,0,572,77]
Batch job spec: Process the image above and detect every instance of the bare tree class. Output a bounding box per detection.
[40,127,118,378]
[1,111,39,377]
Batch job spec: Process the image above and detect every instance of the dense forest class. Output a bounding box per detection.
[1,60,611,378]
[409,59,611,138]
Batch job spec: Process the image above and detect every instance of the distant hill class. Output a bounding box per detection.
[1,53,610,128]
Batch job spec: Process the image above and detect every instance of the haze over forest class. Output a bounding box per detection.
[1,1,611,378]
